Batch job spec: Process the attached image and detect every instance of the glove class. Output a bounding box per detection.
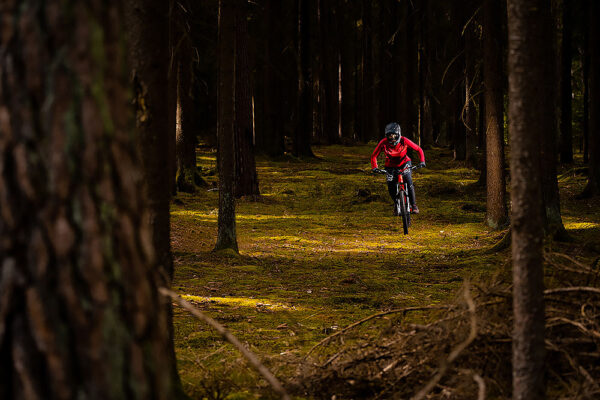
[418,162,426,168]
[371,168,379,174]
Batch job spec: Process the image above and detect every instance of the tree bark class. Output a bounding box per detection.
[540,4,567,238]
[0,1,176,398]
[127,1,188,397]
[128,0,174,278]
[340,4,357,140]
[464,1,480,167]
[401,0,416,141]
[361,0,378,142]
[319,2,340,144]
[257,0,286,157]
[559,0,573,163]
[506,0,548,398]
[215,0,239,252]
[581,0,600,196]
[420,0,435,148]
[234,2,260,198]
[582,0,590,164]
[294,0,315,157]
[175,13,201,194]
[484,0,508,228]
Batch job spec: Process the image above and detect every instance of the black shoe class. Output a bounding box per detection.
[411,205,420,214]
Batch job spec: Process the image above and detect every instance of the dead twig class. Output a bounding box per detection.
[546,316,600,340]
[304,305,452,359]
[472,373,486,400]
[411,284,478,400]
[544,287,600,296]
[548,252,598,273]
[159,288,291,400]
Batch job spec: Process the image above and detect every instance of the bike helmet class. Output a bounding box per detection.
[385,122,401,145]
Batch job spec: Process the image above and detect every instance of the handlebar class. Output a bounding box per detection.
[371,164,423,177]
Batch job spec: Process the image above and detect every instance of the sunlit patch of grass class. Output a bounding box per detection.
[563,221,599,230]
[181,294,300,311]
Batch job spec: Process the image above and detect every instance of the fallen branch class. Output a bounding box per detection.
[546,316,600,340]
[544,287,600,296]
[304,305,452,359]
[548,252,598,272]
[159,288,291,400]
[412,284,478,400]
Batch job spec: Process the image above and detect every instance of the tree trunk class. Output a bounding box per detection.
[362,0,378,141]
[340,5,357,140]
[175,17,201,194]
[453,85,467,160]
[0,2,176,398]
[401,0,416,141]
[320,2,340,144]
[215,0,239,252]
[295,0,315,157]
[559,0,573,163]
[582,0,590,164]
[506,0,548,398]
[127,1,187,397]
[420,0,435,148]
[128,0,175,278]
[464,2,480,167]
[541,4,567,239]
[484,0,508,228]
[234,2,260,198]
[581,0,600,196]
[257,0,286,157]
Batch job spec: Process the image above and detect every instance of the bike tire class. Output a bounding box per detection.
[399,193,409,235]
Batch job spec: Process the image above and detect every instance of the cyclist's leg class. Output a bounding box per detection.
[401,163,417,207]
[385,167,399,202]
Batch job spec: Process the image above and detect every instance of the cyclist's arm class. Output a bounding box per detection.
[404,137,425,163]
[370,139,386,169]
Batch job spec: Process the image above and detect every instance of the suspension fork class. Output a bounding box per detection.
[397,173,411,212]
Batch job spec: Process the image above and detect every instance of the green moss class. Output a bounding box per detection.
[170,144,600,397]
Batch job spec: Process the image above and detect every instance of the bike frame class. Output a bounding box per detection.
[373,164,419,235]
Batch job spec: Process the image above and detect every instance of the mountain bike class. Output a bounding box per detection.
[372,164,421,235]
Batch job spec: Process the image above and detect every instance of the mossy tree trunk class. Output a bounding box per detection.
[506,0,549,398]
[215,0,239,252]
[484,0,508,228]
[0,1,176,398]
[234,2,260,198]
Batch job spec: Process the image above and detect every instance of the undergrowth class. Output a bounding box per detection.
[171,144,600,399]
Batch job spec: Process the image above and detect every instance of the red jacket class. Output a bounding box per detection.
[370,137,425,169]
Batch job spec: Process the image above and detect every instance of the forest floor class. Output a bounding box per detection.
[170,144,600,399]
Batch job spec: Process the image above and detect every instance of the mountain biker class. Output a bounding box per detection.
[371,122,426,214]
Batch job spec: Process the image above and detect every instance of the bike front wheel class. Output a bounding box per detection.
[399,192,409,235]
